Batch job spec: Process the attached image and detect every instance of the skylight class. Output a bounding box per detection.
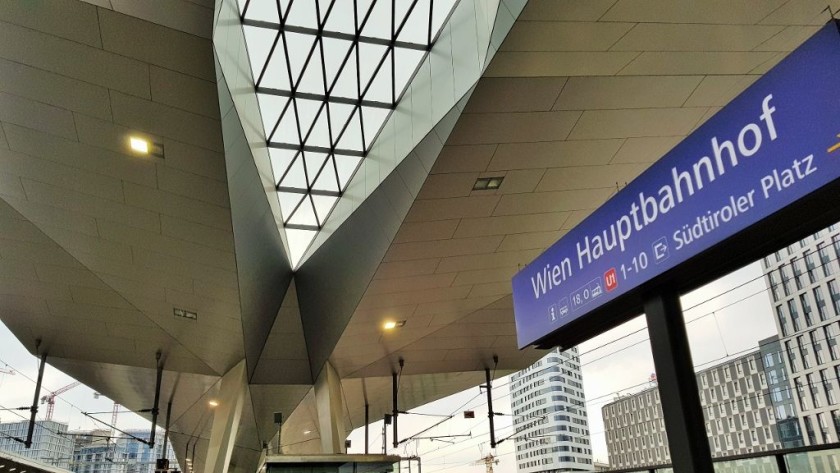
[238,0,459,265]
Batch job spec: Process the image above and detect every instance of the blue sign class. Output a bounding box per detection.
[512,22,840,349]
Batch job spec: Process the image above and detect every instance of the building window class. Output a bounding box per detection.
[814,286,829,320]
[792,257,806,290]
[819,243,834,276]
[801,294,815,327]
[789,300,802,332]
[769,271,782,301]
[821,370,836,405]
[809,373,822,408]
[781,263,793,296]
[827,323,840,361]
[805,250,818,284]
[798,335,811,369]
[829,280,840,315]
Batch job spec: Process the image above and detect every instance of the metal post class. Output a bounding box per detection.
[775,453,789,473]
[485,367,496,449]
[392,371,398,448]
[382,418,387,454]
[162,400,172,460]
[645,292,713,473]
[26,350,47,449]
[149,351,163,448]
[364,403,369,454]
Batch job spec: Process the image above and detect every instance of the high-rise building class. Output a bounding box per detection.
[602,341,794,469]
[509,347,593,473]
[0,420,74,469]
[119,430,177,473]
[761,222,840,445]
[70,429,177,473]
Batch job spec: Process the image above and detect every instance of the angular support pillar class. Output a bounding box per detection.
[313,361,347,454]
[645,292,713,473]
[204,360,247,473]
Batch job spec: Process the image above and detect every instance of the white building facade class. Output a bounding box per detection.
[0,420,74,469]
[510,347,593,473]
[761,222,840,445]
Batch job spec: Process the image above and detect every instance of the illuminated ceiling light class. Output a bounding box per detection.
[383,320,406,330]
[129,136,150,154]
[473,176,504,191]
[208,400,219,407]
[303,430,311,435]
[128,135,164,157]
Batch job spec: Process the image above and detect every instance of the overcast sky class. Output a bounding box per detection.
[0,260,777,472]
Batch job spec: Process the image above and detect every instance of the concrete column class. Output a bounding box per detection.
[204,360,247,473]
[313,361,347,454]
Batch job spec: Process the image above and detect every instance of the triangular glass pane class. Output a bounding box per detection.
[362,0,391,39]
[242,0,279,23]
[393,0,415,36]
[325,2,355,34]
[357,43,388,94]
[431,0,457,40]
[355,0,375,30]
[321,37,353,91]
[284,32,317,87]
[297,42,326,95]
[256,94,288,139]
[285,228,316,267]
[335,155,362,190]
[280,154,307,189]
[394,48,425,99]
[269,148,297,186]
[312,157,339,192]
[303,151,329,185]
[364,50,392,103]
[312,194,339,225]
[259,41,291,90]
[272,103,299,144]
[331,47,358,99]
[336,108,364,152]
[317,0,334,26]
[243,26,278,83]
[361,105,391,141]
[285,1,317,28]
[294,98,322,140]
[397,0,430,44]
[288,196,318,227]
[327,103,355,143]
[306,111,332,148]
[278,191,304,222]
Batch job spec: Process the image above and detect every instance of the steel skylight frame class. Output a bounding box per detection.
[239,0,459,239]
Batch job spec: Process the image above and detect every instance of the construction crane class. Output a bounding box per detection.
[41,381,81,421]
[473,454,499,473]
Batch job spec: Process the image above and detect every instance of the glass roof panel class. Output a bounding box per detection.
[240,0,461,265]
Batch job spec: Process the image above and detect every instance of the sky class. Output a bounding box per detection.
[0,260,778,473]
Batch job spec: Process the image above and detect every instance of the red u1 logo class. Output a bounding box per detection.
[604,268,618,292]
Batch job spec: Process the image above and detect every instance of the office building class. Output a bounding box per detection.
[70,429,177,473]
[510,347,593,473]
[603,342,794,469]
[761,222,840,444]
[0,420,74,469]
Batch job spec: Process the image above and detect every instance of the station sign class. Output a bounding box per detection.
[512,22,840,349]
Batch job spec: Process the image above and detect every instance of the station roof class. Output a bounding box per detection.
[0,0,835,472]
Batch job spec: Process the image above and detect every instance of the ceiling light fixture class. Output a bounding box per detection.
[303,430,311,435]
[129,136,150,154]
[383,320,406,330]
[128,135,164,158]
[208,400,219,407]
[473,176,504,191]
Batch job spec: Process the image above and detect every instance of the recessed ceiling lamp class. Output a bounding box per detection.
[208,399,219,407]
[128,135,164,157]
[303,430,312,435]
[383,320,406,330]
[473,176,504,191]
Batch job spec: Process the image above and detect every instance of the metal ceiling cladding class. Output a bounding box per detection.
[512,21,840,349]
